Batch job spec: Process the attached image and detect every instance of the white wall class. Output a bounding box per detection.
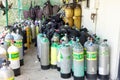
[82,0,120,79]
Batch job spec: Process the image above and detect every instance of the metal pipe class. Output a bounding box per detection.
[5,0,8,26]
[18,0,22,20]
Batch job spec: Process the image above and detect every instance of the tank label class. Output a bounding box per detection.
[87,52,97,60]
[14,40,22,48]
[8,52,19,60]
[7,77,14,80]
[73,52,84,61]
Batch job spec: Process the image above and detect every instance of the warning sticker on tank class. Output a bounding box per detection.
[8,52,19,60]
[86,52,97,60]
[14,40,22,48]
[7,77,14,80]
[73,52,84,61]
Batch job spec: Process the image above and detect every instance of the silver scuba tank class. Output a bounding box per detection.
[51,32,59,43]
[98,39,110,80]
[60,34,68,44]
[7,42,21,76]
[86,39,98,80]
[68,37,76,75]
[57,44,61,71]
[14,29,24,66]
[4,30,14,49]
[73,38,84,80]
[0,61,14,80]
[37,33,44,61]
[38,20,42,32]
[0,43,7,67]
[84,37,90,73]
[40,34,50,70]
[30,22,36,42]
[60,42,72,79]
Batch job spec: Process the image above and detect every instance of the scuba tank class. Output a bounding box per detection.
[37,33,43,61]
[68,37,76,75]
[84,37,90,74]
[68,37,76,48]
[60,34,68,44]
[64,5,74,27]
[0,61,14,80]
[40,34,50,70]
[7,41,20,76]
[94,35,100,74]
[4,30,14,49]
[35,22,39,37]
[25,24,31,49]
[86,38,98,80]
[30,22,36,42]
[51,33,59,69]
[60,42,72,79]
[35,22,39,47]
[22,24,27,53]
[50,42,59,69]
[0,43,7,67]
[11,31,16,39]
[65,5,73,18]
[57,44,61,71]
[51,32,59,43]
[64,17,74,27]
[73,4,82,30]
[38,20,42,32]
[0,38,7,50]
[14,29,24,66]
[98,39,110,80]
[73,38,84,80]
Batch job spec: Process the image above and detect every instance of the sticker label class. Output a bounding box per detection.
[7,77,14,80]
[14,40,22,48]
[8,52,19,60]
[87,52,97,60]
[73,52,84,61]
[51,47,57,65]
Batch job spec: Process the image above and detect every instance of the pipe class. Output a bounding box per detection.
[5,0,8,26]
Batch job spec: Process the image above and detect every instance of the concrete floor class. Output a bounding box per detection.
[15,44,73,80]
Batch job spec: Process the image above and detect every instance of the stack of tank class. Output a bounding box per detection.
[63,4,82,30]
[0,19,41,79]
[37,32,110,80]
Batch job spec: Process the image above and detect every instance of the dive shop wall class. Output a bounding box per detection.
[81,0,120,80]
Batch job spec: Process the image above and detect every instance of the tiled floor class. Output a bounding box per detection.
[15,44,73,80]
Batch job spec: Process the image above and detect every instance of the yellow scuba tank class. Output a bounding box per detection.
[64,5,74,27]
[64,17,74,27]
[73,4,82,30]
[65,5,73,18]
[25,26,30,49]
